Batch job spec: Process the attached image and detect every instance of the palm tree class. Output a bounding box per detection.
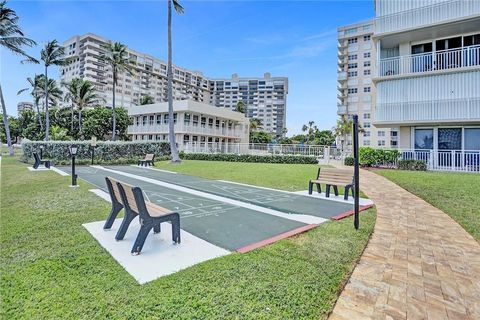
[333,115,364,152]
[17,74,43,130]
[100,41,133,141]
[40,40,68,141]
[235,101,246,114]
[166,0,184,163]
[0,0,37,156]
[36,75,63,109]
[140,95,154,105]
[249,118,262,132]
[63,78,80,133]
[66,79,102,137]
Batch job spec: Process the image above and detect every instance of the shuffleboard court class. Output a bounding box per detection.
[105,165,355,219]
[60,166,309,251]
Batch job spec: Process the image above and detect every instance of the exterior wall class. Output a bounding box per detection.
[17,102,34,114]
[399,126,411,149]
[61,34,287,137]
[337,20,398,148]
[127,100,249,145]
[209,73,288,136]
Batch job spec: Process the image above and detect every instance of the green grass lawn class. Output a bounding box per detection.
[377,169,480,242]
[1,156,375,319]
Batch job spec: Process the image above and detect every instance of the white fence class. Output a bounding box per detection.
[179,142,343,163]
[400,149,480,173]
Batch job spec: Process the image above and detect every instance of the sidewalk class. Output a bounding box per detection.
[329,169,480,320]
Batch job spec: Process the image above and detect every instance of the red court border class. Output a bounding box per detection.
[236,204,375,253]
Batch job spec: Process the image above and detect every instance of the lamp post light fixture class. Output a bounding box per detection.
[90,136,97,165]
[69,145,79,187]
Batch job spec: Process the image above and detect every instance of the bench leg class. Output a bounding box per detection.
[45,161,51,169]
[131,225,153,255]
[103,203,123,230]
[115,211,137,241]
[316,183,321,194]
[325,185,331,198]
[333,185,339,197]
[33,161,39,169]
[308,181,313,195]
[171,214,181,244]
[153,224,161,234]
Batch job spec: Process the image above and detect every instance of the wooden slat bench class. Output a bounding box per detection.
[104,176,181,254]
[138,154,155,167]
[33,152,51,169]
[308,168,355,200]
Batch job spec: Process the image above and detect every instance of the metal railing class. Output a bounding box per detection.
[400,149,480,173]
[128,123,244,138]
[375,0,480,34]
[378,45,480,77]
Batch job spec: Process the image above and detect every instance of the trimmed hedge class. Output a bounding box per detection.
[179,152,319,164]
[359,147,400,167]
[344,157,354,166]
[397,159,427,171]
[21,140,170,165]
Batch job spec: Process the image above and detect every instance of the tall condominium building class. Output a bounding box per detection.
[337,20,397,149]
[60,33,287,136]
[209,73,288,136]
[373,0,480,160]
[17,102,34,114]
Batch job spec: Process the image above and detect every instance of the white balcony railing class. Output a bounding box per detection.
[378,45,480,77]
[128,123,243,138]
[399,149,480,173]
[375,0,480,34]
[375,97,480,124]
[338,71,347,81]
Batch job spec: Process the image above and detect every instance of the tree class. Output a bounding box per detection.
[166,0,184,163]
[49,125,69,141]
[100,42,133,141]
[140,95,154,105]
[235,101,246,114]
[40,40,68,141]
[17,75,44,130]
[63,78,103,137]
[250,131,272,144]
[249,118,262,132]
[314,130,335,146]
[0,0,38,155]
[82,107,132,141]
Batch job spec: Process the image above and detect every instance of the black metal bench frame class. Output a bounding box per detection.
[33,152,51,169]
[308,168,355,200]
[117,181,181,255]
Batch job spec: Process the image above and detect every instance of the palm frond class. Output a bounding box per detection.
[172,0,184,14]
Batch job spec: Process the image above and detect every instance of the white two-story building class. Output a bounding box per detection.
[128,100,250,151]
[373,0,480,170]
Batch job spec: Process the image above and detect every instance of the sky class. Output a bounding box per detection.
[1,0,374,135]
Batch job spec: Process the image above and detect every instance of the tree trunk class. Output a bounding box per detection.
[44,65,50,141]
[71,103,74,134]
[112,69,117,141]
[35,94,43,130]
[0,83,14,156]
[167,0,181,163]
[79,108,83,138]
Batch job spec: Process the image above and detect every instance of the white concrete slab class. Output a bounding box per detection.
[51,166,70,176]
[27,166,50,171]
[83,218,230,284]
[89,189,111,202]
[293,190,374,206]
[130,165,178,174]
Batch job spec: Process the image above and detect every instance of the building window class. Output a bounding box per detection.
[363,113,371,119]
[156,115,161,125]
[465,128,480,150]
[363,122,371,128]
[184,113,191,125]
[142,116,147,126]
[378,131,385,137]
[378,140,385,146]
[192,115,199,126]
[364,131,370,137]
[364,70,371,76]
[201,116,206,127]
[391,130,398,136]
[345,28,357,35]
[164,114,169,124]
[414,129,433,149]
[438,128,462,150]
[363,86,371,93]
[347,88,358,94]
[173,113,177,124]
[348,38,358,44]
[348,63,358,69]
[363,140,370,146]
[364,61,371,67]
[391,141,398,146]
[348,54,357,60]
[347,71,358,77]
[363,35,371,41]
[364,52,371,58]
[149,115,154,125]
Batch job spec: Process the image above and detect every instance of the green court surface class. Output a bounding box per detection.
[61,166,306,251]
[105,165,354,219]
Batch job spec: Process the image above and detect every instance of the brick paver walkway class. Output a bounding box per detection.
[329,169,480,320]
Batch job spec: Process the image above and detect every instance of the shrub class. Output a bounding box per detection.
[344,156,354,166]
[179,152,318,164]
[397,159,427,171]
[359,147,400,167]
[21,140,170,164]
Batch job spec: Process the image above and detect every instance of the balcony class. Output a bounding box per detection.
[337,71,347,81]
[375,0,480,35]
[375,97,480,125]
[377,45,480,77]
[337,105,347,115]
[128,123,243,138]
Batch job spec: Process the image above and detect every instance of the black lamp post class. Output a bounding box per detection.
[39,145,44,159]
[90,136,97,165]
[352,115,360,230]
[69,145,78,187]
